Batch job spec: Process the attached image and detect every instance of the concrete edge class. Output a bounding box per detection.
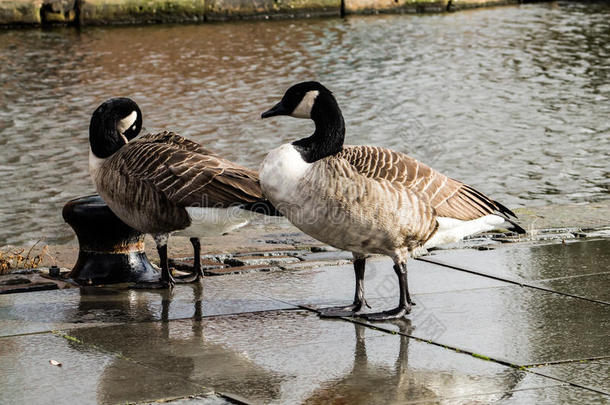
[0,0,552,27]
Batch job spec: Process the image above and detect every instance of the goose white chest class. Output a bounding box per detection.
[88,148,105,184]
[259,143,311,205]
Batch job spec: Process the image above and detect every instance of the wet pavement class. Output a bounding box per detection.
[1,237,609,404]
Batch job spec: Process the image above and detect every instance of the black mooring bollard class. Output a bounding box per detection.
[62,195,158,285]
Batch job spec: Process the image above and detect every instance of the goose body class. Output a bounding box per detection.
[89,98,278,287]
[90,131,263,238]
[260,82,524,320]
[261,144,516,255]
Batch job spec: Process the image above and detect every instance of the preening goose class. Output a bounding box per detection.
[260,82,525,320]
[89,97,279,288]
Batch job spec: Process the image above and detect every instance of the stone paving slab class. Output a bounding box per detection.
[514,202,610,232]
[531,359,610,394]
[417,385,610,405]
[0,319,118,338]
[64,311,561,404]
[0,333,211,405]
[0,285,295,337]
[369,285,610,366]
[537,273,610,303]
[428,238,610,282]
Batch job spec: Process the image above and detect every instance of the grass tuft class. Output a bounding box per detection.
[0,241,52,274]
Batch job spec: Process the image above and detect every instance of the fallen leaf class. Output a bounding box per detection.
[49,359,62,367]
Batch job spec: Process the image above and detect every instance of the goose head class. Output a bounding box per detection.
[89,97,142,159]
[262,81,345,163]
[261,81,336,120]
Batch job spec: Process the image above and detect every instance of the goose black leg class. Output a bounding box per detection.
[319,255,369,317]
[191,237,203,280]
[359,261,412,321]
[157,242,176,288]
[176,237,204,284]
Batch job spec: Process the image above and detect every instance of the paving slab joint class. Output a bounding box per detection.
[416,256,610,306]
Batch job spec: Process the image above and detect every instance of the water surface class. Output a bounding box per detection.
[0,1,608,245]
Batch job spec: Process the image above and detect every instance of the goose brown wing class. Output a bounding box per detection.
[338,145,519,222]
[112,132,263,208]
[138,131,218,156]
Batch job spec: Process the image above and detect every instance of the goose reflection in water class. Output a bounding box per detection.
[305,321,525,405]
[72,286,284,404]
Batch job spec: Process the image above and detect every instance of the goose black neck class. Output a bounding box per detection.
[90,116,123,159]
[292,93,345,163]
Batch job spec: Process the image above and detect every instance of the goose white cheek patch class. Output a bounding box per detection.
[117,110,137,136]
[291,90,319,118]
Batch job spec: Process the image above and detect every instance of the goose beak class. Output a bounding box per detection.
[261,101,289,119]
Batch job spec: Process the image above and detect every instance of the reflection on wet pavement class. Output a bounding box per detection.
[422,238,610,303]
[429,239,610,282]
[0,238,608,403]
[0,333,210,404]
[371,285,609,365]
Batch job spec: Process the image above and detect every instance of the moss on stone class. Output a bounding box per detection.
[344,0,448,14]
[472,352,492,361]
[53,330,85,344]
[0,0,43,25]
[43,8,76,22]
[205,0,340,20]
[79,0,206,24]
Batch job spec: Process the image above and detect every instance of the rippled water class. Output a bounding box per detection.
[0,2,608,245]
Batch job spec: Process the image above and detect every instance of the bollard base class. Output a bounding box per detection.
[71,251,158,285]
[63,195,159,285]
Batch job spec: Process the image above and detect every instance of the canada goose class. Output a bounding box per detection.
[89,97,279,288]
[260,82,525,320]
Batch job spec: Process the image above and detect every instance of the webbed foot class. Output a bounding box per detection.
[358,304,411,321]
[174,271,203,284]
[318,298,369,318]
[318,304,362,318]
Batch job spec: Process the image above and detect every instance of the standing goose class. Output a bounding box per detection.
[89,97,279,288]
[260,81,525,320]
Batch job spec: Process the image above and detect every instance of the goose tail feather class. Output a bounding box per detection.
[491,199,526,234]
[505,217,527,234]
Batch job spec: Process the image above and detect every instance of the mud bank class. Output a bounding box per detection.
[0,0,545,26]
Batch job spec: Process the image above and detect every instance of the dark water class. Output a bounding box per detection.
[0,1,608,246]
